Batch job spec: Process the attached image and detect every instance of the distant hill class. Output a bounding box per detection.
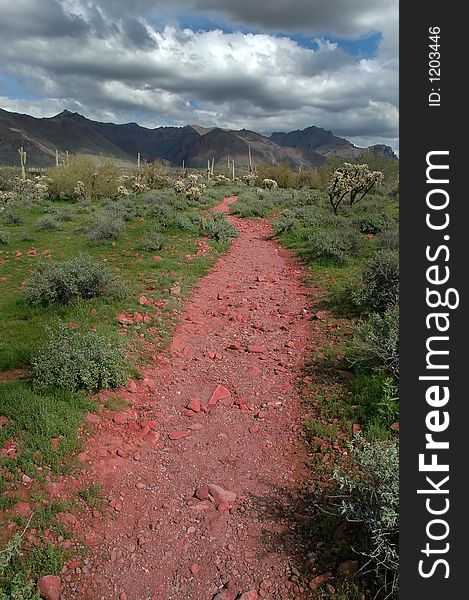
[0,108,398,168]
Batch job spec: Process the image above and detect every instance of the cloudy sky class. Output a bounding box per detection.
[0,0,398,151]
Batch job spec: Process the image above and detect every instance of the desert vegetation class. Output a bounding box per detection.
[0,152,398,598]
[230,154,399,599]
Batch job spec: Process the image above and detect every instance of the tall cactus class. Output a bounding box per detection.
[232,159,235,181]
[211,157,215,177]
[55,149,59,168]
[18,147,27,181]
[137,152,141,169]
[248,145,253,175]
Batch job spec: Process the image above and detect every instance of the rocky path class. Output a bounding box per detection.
[62,196,315,600]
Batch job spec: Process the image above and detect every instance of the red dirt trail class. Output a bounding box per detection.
[63,196,316,600]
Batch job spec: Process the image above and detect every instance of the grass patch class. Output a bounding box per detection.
[0,381,94,477]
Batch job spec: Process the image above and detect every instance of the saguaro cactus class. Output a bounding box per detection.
[18,147,27,181]
[248,145,253,175]
[137,152,141,169]
[55,149,59,168]
[232,159,235,181]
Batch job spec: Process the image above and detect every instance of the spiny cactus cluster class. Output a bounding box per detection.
[243,174,258,187]
[174,174,206,202]
[328,163,384,214]
[262,178,278,190]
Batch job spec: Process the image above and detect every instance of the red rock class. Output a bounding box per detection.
[140,420,158,429]
[257,274,265,282]
[190,564,200,575]
[113,413,128,425]
[308,572,333,591]
[50,438,60,448]
[139,295,149,305]
[60,513,77,526]
[188,423,204,431]
[127,380,138,392]
[15,250,22,257]
[38,575,61,600]
[45,482,64,497]
[391,422,400,431]
[143,377,157,391]
[133,312,144,322]
[13,501,32,517]
[187,399,201,413]
[85,413,101,425]
[171,285,181,295]
[246,345,265,353]
[117,313,133,325]
[208,384,231,406]
[195,486,210,500]
[0,416,9,427]
[238,591,258,600]
[227,342,242,350]
[337,560,359,578]
[168,430,191,440]
[68,322,77,329]
[352,423,362,433]
[27,248,37,257]
[234,397,248,407]
[152,255,162,262]
[22,474,33,484]
[313,311,325,320]
[207,484,236,505]
[249,425,260,434]
[217,501,231,513]
[145,431,160,445]
[246,366,262,377]
[78,452,88,462]
[116,448,128,458]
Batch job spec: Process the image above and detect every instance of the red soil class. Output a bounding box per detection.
[62,196,317,599]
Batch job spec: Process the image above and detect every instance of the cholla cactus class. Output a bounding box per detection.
[243,174,258,187]
[74,180,87,200]
[185,185,203,202]
[132,180,149,195]
[117,185,131,198]
[187,174,199,184]
[262,178,278,190]
[13,177,48,203]
[214,175,231,186]
[0,191,16,205]
[328,163,384,214]
[174,179,186,194]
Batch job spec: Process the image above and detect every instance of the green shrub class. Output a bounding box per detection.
[307,228,362,264]
[151,203,178,228]
[48,155,120,200]
[32,323,128,392]
[22,254,126,306]
[349,305,399,379]
[353,250,399,311]
[0,228,11,245]
[88,210,125,242]
[201,212,239,242]
[138,231,165,252]
[377,229,399,250]
[353,212,394,234]
[2,204,24,225]
[272,210,296,235]
[36,215,62,231]
[351,374,399,436]
[333,435,399,598]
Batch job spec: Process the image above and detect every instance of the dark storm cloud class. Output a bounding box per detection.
[0,0,398,149]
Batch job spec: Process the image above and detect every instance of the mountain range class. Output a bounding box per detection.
[0,108,397,169]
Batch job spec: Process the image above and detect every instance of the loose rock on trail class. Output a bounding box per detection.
[62,196,316,599]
